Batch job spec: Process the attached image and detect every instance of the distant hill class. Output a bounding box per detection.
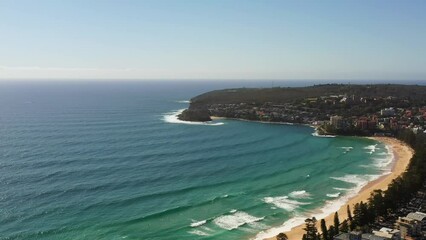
[190,84,426,106]
[178,84,426,122]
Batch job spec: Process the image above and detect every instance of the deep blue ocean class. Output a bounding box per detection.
[0,80,402,240]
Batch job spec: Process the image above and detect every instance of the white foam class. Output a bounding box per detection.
[361,145,394,170]
[213,211,264,230]
[177,100,190,103]
[254,216,306,240]
[255,171,393,239]
[340,147,353,151]
[326,192,341,198]
[330,174,380,186]
[289,190,311,199]
[333,187,350,191]
[162,109,224,126]
[263,196,310,211]
[372,157,393,168]
[311,132,336,138]
[364,144,379,154]
[190,219,207,227]
[188,229,210,236]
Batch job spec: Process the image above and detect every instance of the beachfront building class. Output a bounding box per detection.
[333,231,391,240]
[395,212,426,239]
[372,227,401,240]
[334,231,362,240]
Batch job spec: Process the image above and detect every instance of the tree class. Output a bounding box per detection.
[339,220,349,233]
[353,202,361,227]
[304,217,319,240]
[347,205,354,230]
[328,226,335,240]
[320,219,328,240]
[277,233,288,240]
[334,212,340,234]
[347,205,353,222]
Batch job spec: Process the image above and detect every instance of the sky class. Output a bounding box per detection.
[0,0,426,81]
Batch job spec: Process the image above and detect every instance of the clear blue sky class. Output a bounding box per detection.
[1,0,425,80]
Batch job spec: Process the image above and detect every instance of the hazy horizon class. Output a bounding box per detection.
[1,0,426,81]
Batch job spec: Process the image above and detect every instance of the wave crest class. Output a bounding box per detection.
[289,190,311,199]
[162,109,224,126]
[213,211,264,230]
[263,196,310,211]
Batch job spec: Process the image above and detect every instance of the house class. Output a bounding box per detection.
[372,227,400,240]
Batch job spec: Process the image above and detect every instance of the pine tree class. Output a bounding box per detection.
[328,225,335,240]
[359,201,369,225]
[304,217,318,240]
[353,202,361,227]
[339,220,349,233]
[320,219,328,240]
[347,205,354,230]
[276,232,288,240]
[334,212,340,234]
[347,205,353,222]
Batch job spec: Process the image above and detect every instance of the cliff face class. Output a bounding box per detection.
[178,108,212,122]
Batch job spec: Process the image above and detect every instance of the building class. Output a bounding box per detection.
[395,212,426,239]
[381,108,396,117]
[372,227,400,240]
[334,231,362,240]
[361,233,389,240]
[330,115,344,129]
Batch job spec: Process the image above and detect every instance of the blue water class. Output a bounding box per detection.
[0,81,393,240]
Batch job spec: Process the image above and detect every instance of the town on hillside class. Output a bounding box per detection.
[205,93,426,136]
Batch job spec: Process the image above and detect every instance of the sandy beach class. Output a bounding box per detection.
[261,136,414,240]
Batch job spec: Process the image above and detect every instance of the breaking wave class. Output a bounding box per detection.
[364,144,379,154]
[213,211,264,230]
[162,109,224,126]
[263,196,311,211]
[289,190,311,199]
[326,192,341,198]
[190,219,207,227]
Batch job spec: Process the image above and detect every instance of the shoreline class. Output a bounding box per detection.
[257,136,414,240]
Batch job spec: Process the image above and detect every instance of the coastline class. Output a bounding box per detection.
[258,136,414,240]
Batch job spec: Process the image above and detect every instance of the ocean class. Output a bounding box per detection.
[0,80,394,240]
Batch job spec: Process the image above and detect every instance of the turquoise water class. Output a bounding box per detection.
[0,82,392,240]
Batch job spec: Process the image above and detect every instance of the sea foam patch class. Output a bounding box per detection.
[340,146,353,152]
[162,109,224,126]
[330,174,381,186]
[190,219,207,227]
[289,190,311,199]
[188,229,210,236]
[213,211,264,230]
[364,144,379,154]
[254,216,306,240]
[326,192,341,198]
[263,196,310,211]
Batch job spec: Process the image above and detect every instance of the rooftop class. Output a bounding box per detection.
[406,212,426,221]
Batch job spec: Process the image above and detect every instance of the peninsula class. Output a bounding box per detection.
[179,84,426,136]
